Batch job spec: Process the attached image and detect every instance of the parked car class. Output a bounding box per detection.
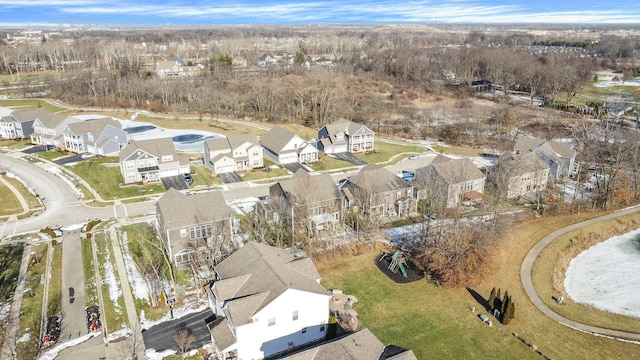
[69,287,75,304]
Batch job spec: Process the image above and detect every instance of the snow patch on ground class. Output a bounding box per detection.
[145,348,177,360]
[17,332,31,343]
[102,244,123,314]
[565,228,640,318]
[121,232,150,302]
[37,333,100,360]
[45,167,84,198]
[140,294,209,330]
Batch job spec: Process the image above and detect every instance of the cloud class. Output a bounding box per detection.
[1,0,640,25]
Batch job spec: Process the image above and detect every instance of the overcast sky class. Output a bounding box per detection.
[1,0,639,26]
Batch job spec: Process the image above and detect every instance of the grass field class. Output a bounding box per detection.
[0,244,24,302]
[82,236,98,306]
[0,99,67,114]
[68,157,164,200]
[16,244,47,360]
[317,211,640,359]
[0,178,22,217]
[309,155,353,172]
[357,142,424,164]
[431,144,483,157]
[135,115,269,137]
[48,243,63,317]
[95,232,128,332]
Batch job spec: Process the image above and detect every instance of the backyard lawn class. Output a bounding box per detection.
[317,210,640,359]
[357,141,424,164]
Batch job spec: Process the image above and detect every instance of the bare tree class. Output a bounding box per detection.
[173,325,194,357]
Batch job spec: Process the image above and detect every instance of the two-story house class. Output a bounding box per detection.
[155,60,204,78]
[119,138,190,184]
[342,164,417,218]
[204,134,264,174]
[317,119,375,154]
[205,242,331,360]
[414,157,486,208]
[155,188,236,268]
[261,126,318,165]
[30,114,82,148]
[489,152,550,199]
[0,107,48,140]
[262,170,342,233]
[62,117,127,155]
[514,135,578,180]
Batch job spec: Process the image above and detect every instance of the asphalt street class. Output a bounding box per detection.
[60,231,89,342]
[142,309,212,352]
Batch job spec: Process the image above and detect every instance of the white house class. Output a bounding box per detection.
[317,119,375,154]
[0,107,48,140]
[119,138,190,184]
[205,242,331,360]
[204,134,263,174]
[260,126,318,165]
[30,114,82,148]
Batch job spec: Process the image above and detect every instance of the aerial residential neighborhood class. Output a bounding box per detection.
[1,15,640,360]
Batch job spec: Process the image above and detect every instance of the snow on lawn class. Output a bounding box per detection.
[45,167,84,198]
[121,231,150,302]
[37,333,101,360]
[102,243,122,314]
[564,228,640,318]
[140,291,209,330]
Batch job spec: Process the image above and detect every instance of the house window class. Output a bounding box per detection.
[189,224,212,239]
[319,321,326,332]
[268,318,276,327]
[292,310,298,321]
[180,229,187,238]
[301,327,307,334]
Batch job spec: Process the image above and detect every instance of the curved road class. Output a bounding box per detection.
[521,205,640,343]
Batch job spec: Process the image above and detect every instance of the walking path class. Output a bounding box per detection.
[1,243,31,360]
[521,205,640,343]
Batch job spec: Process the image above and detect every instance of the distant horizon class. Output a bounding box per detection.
[1,1,639,27]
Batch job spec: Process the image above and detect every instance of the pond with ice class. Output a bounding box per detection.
[564,228,640,318]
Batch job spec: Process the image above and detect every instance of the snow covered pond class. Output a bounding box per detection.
[564,229,640,318]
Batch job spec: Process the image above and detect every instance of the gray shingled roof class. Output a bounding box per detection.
[260,126,298,153]
[348,164,407,193]
[428,158,484,185]
[276,170,341,204]
[322,119,371,143]
[156,188,234,230]
[66,117,121,135]
[10,107,49,123]
[282,328,417,360]
[514,135,575,160]
[119,137,178,162]
[212,242,326,326]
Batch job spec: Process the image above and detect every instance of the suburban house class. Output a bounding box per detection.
[342,164,417,218]
[513,135,578,180]
[203,134,264,174]
[204,242,331,360]
[256,53,278,66]
[155,188,236,268]
[414,157,486,208]
[260,126,318,165]
[317,119,375,154]
[155,60,204,78]
[0,107,48,140]
[62,117,128,155]
[119,138,190,184]
[490,152,551,199]
[30,114,82,148]
[261,170,342,233]
[282,328,418,360]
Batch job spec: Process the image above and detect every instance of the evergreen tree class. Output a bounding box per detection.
[503,298,515,325]
[494,289,502,315]
[501,291,510,316]
[488,287,496,311]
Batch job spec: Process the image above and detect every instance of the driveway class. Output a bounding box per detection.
[53,153,86,165]
[218,172,243,184]
[283,162,308,174]
[142,309,212,352]
[60,231,89,342]
[521,205,640,342]
[161,175,189,190]
[330,152,367,166]
[21,145,55,154]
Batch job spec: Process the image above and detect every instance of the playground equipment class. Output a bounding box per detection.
[389,250,408,277]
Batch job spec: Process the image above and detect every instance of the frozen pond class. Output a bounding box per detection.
[564,229,640,318]
[119,119,221,153]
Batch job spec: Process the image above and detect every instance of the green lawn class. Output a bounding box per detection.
[82,236,98,306]
[357,141,424,164]
[16,244,47,360]
[310,155,353,171]
[95,232,128,331]
[48,243,63,317]
[0,179,22,217]
[431,144,483,157]
[67,157,164,200]
[36,149,70,162]
[189,163,221,188]
[4,175,41,211]
[317,252,538,360]
[0,138,32,150]
[0,244,24,301]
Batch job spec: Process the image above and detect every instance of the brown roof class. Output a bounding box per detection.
[283,328,417,360]
[156,188,234,230]
[207,317,237,352]
[348,164,408,194]
[212,242,327,326]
